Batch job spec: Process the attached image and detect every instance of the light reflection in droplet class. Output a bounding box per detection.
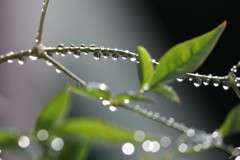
[151,141,161,153]
[122,143,135,155]
[178,143,188,153]
[160,136,171,148]
[51,137,64,151]
[186,128,195,137]
[142,140,151,152]
[236,156,240,160]
[134,130,145,142]
[99,83,107,91]
[193,144,202,152]
[212,131,219,138]
[124,99,130,104]
[18,136,30,148]
[102,100,110,106]
[55,68,61,74]
[109,106,117,112]
[37,129,49,141]
[130,57,136,62]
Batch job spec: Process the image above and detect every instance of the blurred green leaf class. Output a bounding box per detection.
[68,84,111,100]
[57,142,90,160]
[151,85,180,104]
[150,21,226,85]
[219,104,240,137]
[0,132,19,149]
[137,46,154,92]
[35,90,71,132]
[57,118,134,143]
[110,92,154,105]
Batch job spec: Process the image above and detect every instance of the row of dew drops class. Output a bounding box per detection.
[176,73,240,90]
[2,43,141,74]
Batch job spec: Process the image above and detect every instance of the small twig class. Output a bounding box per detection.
[40,53,87,87]
[35,0,50,44]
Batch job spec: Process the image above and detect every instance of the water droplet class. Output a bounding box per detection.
[151,59,157,64]
[103,52,110,58]
[134,130,145,142]
[147,111,153,117]
[94,52,102,60]
[160,136,171,148]
[213,79,220,87]
[193,78,202,87]
[236,156,240,160]
[222,81,230,90]
[203,78,210,86]
[134,105,140,112]
[151,141,161,153]
[18,136,30,148]
[51,137,64,151]
[122,143,135,155]
[188,78,193,81]
[112,53,119,60]
[7,59,13,63]
[142,140,152,152]
[193,144,202,152]
[46,61,53,66]
[152,112,159,120]
[109,105,117,112]
[57,43,64,50]
[55,68,61,74]
[73,51,81,58]
[29,55,37,60]
[18,57,26,65]
[37,129,49,141]
[99,83,108,90]
[130,57,136,62]
[89,44,96,51]
[143,83,150,91]
[176,77,185,82]
[178,143,188,153]
[186,128,195,137]
[166,117,174,126]
[80,44,86,47]
[122,54,128,60]
[124,99,130,104]
[102,100,110,106]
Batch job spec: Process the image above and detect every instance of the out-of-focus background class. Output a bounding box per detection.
[0,0,239,159]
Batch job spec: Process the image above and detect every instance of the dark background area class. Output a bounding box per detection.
[148,0,240,145]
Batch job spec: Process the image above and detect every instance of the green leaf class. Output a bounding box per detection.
[68,84,111,100]
[150,21,226,86]
[56,118,134,143]
[151,85,180,104]
[137,46,154,92]
[35,90,71,132]
[57,142,90,160]
[110,92,154,105]
[219,104,240,137]
[0,132,19,149]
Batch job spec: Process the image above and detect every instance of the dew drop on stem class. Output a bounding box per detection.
[55,68,61,74]
[203,78,210,86]
[94,52,102,60]
[18,57,26,65]
[112,53,119,60]
[122,54,128,60]
[222,81,230,90]
[176,77,185,82]
[103,52,110,59]
[46,61,53,66]
[193,78,202,87]
[213,79,220,87]
[130,57,136,62]
[73,51,81,58]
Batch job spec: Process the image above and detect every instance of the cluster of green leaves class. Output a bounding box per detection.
[1,21,240,160]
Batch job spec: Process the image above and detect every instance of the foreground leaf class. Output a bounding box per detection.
[137,46,154,92]
[0,132,19,149]
[35,90,71,132]
[68,84,111,100]
[57,118,134,143]
[151,85,180,104]
[150,21,226,86]
[219,104,240,137]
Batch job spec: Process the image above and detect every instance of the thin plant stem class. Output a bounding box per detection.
[35,0,50,44]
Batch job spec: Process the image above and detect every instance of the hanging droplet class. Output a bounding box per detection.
[80,44,86,47]
[51,137,64,151]
[231,65,237,73]
[152,112,159,120]
[7,59,13,63]
[109,105,117,112]
[94,52,102,60]
[18,57,26,65]
[57,44,66,57]
[46,61,53,66]
[112,53,119,60]
[147,111,153,117]
[55,68,61,74]
[203,78,210,86]
[213,79,220,87]
[122,54,128,60]
[193,78,202,87]
[18,136,30,148]
[130,57,136,62]
[178,143,188,153]
[68,44,75,55]
[166,117,174,126]
[188,78,193,81]
[29,55,38,60]
[222,81,230,90]
[122,143,135,155]
[176,77,185,82]
[73,51,81,58]
[103,52,110,58]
